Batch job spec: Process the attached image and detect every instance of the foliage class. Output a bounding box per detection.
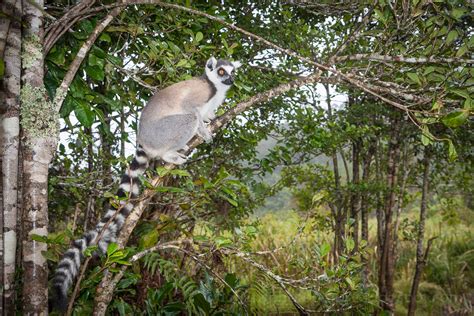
[33,0,474,314]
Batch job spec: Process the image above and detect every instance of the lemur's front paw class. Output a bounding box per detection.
[203,113,216,123]
[200,127,213,143]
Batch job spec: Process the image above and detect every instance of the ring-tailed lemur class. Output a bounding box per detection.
[52,57,241,310]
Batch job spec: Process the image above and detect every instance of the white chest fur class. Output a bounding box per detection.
[201,84,229,121]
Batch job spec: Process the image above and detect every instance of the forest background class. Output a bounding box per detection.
[0,0,473,315]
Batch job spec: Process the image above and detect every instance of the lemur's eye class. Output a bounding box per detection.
[218,68,225,76]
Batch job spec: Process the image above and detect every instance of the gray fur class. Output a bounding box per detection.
[138,57,241,164]
[52,57,242,311]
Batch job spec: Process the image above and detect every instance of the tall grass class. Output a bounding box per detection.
[232,197,473,315]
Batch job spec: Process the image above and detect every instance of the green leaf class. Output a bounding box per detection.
[312,190,327,204]
[31,234,48,243]
[107,242,119,256]
[195,31,204,42]
[74,102,95,128]
[456,44,468,57]
[451,8,467,20]
[224,273,238,288]
[42,250,59,262]
[421,125,434,146]
[320,243,330,257]
[167,41,181,54]
[221,194,238,207]
[423,66,435,76]
[99,33,111,42]
[46,47,66,66]
[169,169,191,177]
[450,89,470,100]
[345,277,355,290]
[84,245,98,257]
[446,30,458,46]
[215,236,233,248]
[441,110,469,128]
[176,59,188,67]
[155,167,170,177]
[345,238,355,252]
[141,229,159,248]
[447,140,457,161]
[89,54,105,68]
[407,72,422,85]
[85,65,105,81]
[464,98,473,111]
[431,100,442,111]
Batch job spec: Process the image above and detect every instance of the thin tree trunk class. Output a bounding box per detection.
[324,82,344,260]
[378,116,401,314]
[20,0,56,313]
[350,139,361,252]
[375,139,384,254]
[2,0,21,311]
[360,142,374,284]
[0,117,3,316]
[393,144,410,252]
[407,149,431,316]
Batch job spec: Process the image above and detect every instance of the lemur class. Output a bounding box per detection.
[52,57,242,310]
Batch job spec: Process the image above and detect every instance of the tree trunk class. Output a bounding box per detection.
[324,82,344,260]
[0,0,12,58]
[2,0,22,312]
[393,144,410,253]
[407,149,431,316]
[20,0,57,313]
[375,139,384,255]
[350,139,361,252]
[360,142,374,283]
[378,116,401,314]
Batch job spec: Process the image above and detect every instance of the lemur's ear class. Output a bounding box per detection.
[206,57,217,71]
[232,61,242,69]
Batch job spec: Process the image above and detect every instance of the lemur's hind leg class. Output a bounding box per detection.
[162,151,187,165]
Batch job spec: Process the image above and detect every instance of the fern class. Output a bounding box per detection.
[141,253,202,314]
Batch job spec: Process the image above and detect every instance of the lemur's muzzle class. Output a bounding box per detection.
[223,75,234,85]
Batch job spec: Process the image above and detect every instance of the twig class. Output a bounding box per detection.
[328,5,374,64]
[44,0,96,55]
[221,248,312,315]
[173,247,248,313]
[335,53,474,64]
[52,5,123,113]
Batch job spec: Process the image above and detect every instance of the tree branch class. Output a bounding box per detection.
[335,53,474,64]
[43,0,96,55]
[52,5,122,113]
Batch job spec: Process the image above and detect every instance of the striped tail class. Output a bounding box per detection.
[52,146,149,311]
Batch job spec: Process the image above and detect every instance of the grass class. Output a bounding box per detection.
[231,197,474,315]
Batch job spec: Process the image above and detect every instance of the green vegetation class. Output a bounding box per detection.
[2,0,472,314]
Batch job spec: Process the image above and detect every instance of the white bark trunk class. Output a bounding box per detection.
[1,0,21,313]
[20,0,55,313]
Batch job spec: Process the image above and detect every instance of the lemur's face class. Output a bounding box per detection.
[205,57,242,87]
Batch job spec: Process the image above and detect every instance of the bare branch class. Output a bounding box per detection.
[52,6,122,113]
[221,248,311,315]
[44,0,96,55]
[335,53,474,65]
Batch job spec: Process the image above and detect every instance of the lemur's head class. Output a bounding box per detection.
[205,57,242,87]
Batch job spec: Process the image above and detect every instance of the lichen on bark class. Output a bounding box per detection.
[20,82,59,144]
[21,34,42,69]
